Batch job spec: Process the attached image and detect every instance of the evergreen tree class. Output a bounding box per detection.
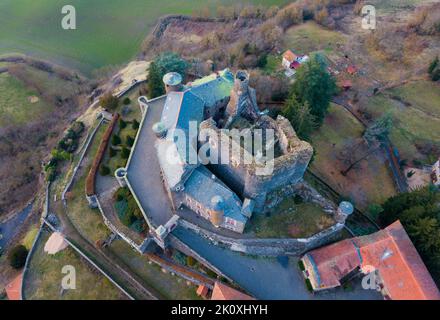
[282,95,317,140]
[291,53,337,125]
[147,61,165,99]
[364,113,393,144]
[112,134,121,145]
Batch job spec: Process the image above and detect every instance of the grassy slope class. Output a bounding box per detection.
[247,201,335,238]
[310,104,396,210]
[283,21,347,55]
[0,0,288,75]
[366,81,440,163]
[24,229,126,300]
[0,72,51,127]
[108,240,201,300]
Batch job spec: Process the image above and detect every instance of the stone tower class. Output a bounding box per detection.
[210,195,225,228]
[163,72,183,93]
[224,70,260,127]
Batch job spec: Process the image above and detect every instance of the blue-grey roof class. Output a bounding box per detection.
[184,167,247,223]
[339,201,354,215]
[189,69,234,108]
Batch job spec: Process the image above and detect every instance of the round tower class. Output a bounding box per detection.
[336,201,354,223]
[210,195,225,228]
[114,168,127,188]
[163,72,183,93]
[152,121,167,139]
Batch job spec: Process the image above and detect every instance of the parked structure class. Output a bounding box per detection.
[300,220,440,300]
[282,50,309,77]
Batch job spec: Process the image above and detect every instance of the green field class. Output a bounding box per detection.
[283,21,347,55]
[365,81,440,164]
[24,229,126,300]
[0,0,288,76]
[0,72,51,127]
[310,104,397,210]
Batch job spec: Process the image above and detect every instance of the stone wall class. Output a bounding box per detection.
[178,218,344,256]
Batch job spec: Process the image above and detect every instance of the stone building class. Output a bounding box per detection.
[137,69,313,233]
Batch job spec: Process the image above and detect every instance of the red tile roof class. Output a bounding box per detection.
[5,273,22,300]
[211,282,254,300]
[347,65,357,75]
[196,284,209,299]
[304,220,440,300]
[283,50,297,63]
[304,239,361,289]
[290,61,301,69]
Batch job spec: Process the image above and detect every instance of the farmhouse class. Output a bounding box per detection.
[300,220,440,300]
[282,50,309,77]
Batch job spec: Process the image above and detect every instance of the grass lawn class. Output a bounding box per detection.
[0,72,51,127]
[24,229,126,300]
[310,104,396,211]
[364,81,440,164]
[0,0,289,75]
[108,239,201,300]
[21,225,40,250]
[283,21,347,55]
[65,122,112,243]
[247,199,335,238]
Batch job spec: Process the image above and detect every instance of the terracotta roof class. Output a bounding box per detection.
[211,282,254,300]
[355,221,440,300]
[5,273,22,300]
[304,239,361,288]
[347,65,357,75]
[304,220,440,300]
[283,50,297,63]
[196,285,209,299]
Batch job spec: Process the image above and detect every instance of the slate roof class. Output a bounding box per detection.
[184,166,247,223]
[157,69,234,189]
[189,69,234,107]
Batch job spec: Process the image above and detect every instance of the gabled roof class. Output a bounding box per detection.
[283,50,297,63]
[211,281,254,300]
[184,166,247,223]
[304,220,440,300]
[5,273,22,300]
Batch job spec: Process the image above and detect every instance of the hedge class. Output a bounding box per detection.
[86,113,119,196]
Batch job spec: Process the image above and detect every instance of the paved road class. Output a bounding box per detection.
[0,203,33,250]
[126,96,173,227]
[172,226,382,300]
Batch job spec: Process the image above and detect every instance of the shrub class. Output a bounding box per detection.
[99,93,119,110]
[8,245,28,269]
[121,147,130,159]
[123,97,131,105]
[99,164,110,176]
[187,256,196,267]
[109,147,117,158]
[112,134,121,145]
[298,260,305,271]
[119,119,127,129]
[132,119,140,130]
[205,268,217,278]
[126,136,134,147]
[305,278,313,292]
